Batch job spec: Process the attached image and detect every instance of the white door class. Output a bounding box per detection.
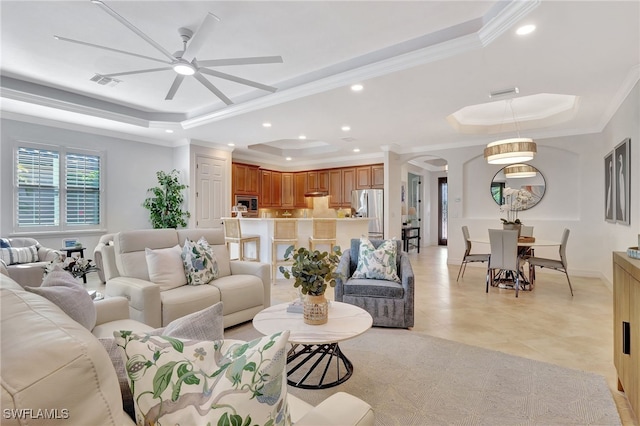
[196,155,225,229]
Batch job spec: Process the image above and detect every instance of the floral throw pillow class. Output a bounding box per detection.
[352,237,401,282]
[182,237,218,285]
[113,330,291,426]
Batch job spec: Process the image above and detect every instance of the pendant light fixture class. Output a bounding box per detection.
[504,163,537,178]
[484,98,537,164]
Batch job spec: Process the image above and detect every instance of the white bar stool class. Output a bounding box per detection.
[308,218,337,252]
[223,218,260,262]
[272,219,298,283]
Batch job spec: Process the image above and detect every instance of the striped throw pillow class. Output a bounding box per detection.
[0,245,38,265]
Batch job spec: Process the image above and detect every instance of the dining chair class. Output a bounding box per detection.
[308,218,337,252]
[520,226,534,237]
[526,228,573,296]
[456,226,490,281]
[486,229,522,297]
[272,219,298,283]
[223,218,261,262]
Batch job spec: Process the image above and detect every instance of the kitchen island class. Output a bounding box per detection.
[225,218,371,280]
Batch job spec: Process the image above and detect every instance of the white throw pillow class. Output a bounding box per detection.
[113,330,291,426]
[352,237,401,282]
[0,245,38,265]
[145,245,186,291]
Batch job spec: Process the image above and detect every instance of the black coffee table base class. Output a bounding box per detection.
[286,343,353,389]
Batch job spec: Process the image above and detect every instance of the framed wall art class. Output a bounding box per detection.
[614,138,631,225]
[604,150,615,222]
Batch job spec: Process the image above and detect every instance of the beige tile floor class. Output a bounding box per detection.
[268,245,638,425]
[90,245,638,424]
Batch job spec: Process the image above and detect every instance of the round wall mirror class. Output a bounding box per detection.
[490,164,546,210]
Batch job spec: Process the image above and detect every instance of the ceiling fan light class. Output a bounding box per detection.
[484,138,536,164]
[504,163,537,178]
[173,61,196,76]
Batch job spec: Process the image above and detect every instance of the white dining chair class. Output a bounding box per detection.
[487,229,522,297]
[457,226,490,281]
[527,228,573,296]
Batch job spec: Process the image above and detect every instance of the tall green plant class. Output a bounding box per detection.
[143,169,191,229]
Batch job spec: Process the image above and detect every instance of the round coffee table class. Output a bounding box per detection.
[253,301,372,389]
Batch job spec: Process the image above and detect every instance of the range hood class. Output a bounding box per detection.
[304,191,329,197]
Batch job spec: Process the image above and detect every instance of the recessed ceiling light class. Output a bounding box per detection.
[341,125,351,132]
[286,157,292,161]
[516,24,536,35]
[299,135,306,140]
[227,143,235,147]
[262,122,272,128]
[351,84,363,92]
[165,129,174,133]
[353,148,360,153]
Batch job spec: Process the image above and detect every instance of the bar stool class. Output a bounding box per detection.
[308,218,337,252]
[272,219,298,283]
[223,218,260,262]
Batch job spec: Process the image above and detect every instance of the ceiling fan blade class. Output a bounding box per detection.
[197,56,284,67]
[199,68,277,92]
[165,75,185,100]
[182,13,219,62]
[194,73,233,105]
[54,36,170,65]
[103,67,173,78]
[92,0,176,62]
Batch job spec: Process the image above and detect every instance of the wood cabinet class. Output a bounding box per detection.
[307,170,329,192]
[341,168,356,208]
[294,172,311,208]
[356,164,384,189]
[232,163,259,196]
[328,169,342,208]
[371,164,384,188]
[260,170,282,207]
[281,173,294,208]
[613,252,640,419]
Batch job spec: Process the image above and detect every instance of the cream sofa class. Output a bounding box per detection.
[0,237,61,287]
[0,272,374,426]
[104,228,270,328]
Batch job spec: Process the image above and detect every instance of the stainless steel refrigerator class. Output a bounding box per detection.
[351,189,384,238]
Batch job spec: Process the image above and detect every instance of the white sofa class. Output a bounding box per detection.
[0,272,374,426]
[104,228,270,328]
[0,237,61,287]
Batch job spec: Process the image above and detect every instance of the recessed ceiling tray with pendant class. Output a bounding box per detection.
[55,0,283,104]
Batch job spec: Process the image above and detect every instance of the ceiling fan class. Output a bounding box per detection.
[54,0,283,104]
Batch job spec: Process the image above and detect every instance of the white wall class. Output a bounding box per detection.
[1,119,175,258]
[424,81,639,283]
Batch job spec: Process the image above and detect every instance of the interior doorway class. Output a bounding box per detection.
[438,177,448,245]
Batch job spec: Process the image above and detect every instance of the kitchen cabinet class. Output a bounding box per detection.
[307,170,329,192]
[294,172,311,208]
[356,164,384,189]
[613,252,640,419]
[232,163,259,196]
[341,168,356,208]
[328,169,342,208]
[281,173,294,208]
[260,170,282,207]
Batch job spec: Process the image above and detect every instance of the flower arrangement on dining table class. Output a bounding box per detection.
[500,187,533,224]
[43,253,99,279]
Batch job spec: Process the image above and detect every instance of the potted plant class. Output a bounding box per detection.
[143,169,191,229]
[279,245,342,325]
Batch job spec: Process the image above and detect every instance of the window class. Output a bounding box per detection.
[15,144,102,231]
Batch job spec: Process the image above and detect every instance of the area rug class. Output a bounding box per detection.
[225,323,621,425]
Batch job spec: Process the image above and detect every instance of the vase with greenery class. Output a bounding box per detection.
[143,169,191,229]
[279,245,342,324]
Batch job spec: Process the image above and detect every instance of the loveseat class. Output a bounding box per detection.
[0,237,61,287]
[0,272,374,426]
[104,228,270,328]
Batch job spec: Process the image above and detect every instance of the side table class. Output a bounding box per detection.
[60,247,87,283]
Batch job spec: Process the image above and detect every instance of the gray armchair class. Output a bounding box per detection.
[335,239,414,328]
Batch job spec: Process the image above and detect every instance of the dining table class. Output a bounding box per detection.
[468,236,561,290]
